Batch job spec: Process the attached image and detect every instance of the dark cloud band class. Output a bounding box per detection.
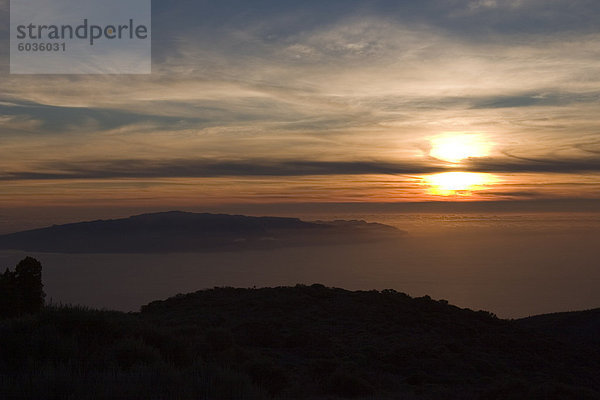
[2,156,600,181]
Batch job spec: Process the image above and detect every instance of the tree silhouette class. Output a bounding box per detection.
[0,267,17,318]
[0,257,45,318]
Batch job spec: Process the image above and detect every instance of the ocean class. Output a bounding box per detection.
[1,213,599,318]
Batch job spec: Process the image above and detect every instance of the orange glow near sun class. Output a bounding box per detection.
[425,172,497,196]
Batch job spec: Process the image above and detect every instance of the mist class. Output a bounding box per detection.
[1,213,597,318]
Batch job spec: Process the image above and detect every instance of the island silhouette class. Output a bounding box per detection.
[0,211,402,253]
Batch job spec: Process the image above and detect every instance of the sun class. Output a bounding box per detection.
[429,133,491,163]
[425,172,497,196]
[422,133,497,196]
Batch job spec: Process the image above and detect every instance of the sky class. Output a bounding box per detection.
[1,0,600,220]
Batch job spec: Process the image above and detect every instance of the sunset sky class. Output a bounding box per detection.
[1,0,600,215]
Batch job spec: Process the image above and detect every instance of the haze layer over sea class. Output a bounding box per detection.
[1,213,598,318]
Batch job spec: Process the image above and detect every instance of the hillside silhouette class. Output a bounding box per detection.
[518,308,600,347]
[2,281,599,399]
[0,211,402,253]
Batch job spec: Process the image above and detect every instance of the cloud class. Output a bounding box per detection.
[470,92,600,109]
[0,99,212,134]
[0,158,443,180]
[2,0,600,204]
[480,190,545,199]
[465,156,600,174]
[2,154,600,181]
[575,141,600,155]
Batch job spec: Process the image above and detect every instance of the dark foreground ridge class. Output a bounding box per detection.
[2,284,600,399]
[0,211,402,253]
